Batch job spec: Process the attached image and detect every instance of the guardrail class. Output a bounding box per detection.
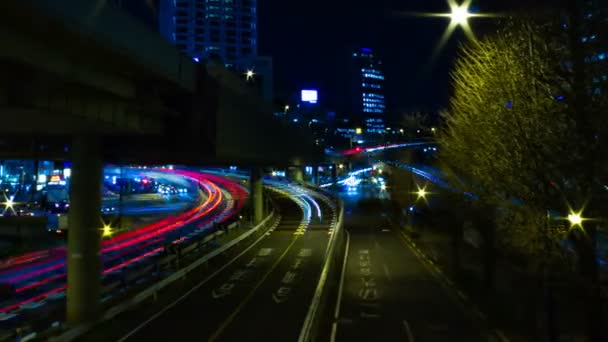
[298,198,345,342]
[51,211,277,342]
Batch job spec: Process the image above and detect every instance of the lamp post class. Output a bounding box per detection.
[397,1,498,62]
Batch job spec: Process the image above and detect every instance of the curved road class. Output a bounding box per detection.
[0,170,246,319]
[79,183,338,342]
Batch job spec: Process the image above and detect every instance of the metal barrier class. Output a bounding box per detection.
[298,199,345,342]
[52,211,276,342]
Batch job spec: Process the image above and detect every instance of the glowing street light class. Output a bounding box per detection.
[567,210,585,228]
[355,127,363,135]
[413,185,432,204]
[397,1,498,62]
[450,3,471,25]
[1,194,17,215]
[416,187,428,200]
[101,222,114,237]
[245,69,255,81]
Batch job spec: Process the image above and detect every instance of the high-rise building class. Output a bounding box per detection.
[158,0,258,70]
[580,0,608,93]
[349,48,386,134]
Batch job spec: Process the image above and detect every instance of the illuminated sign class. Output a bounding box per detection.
[301,89,318,104]
[48,174,66,186]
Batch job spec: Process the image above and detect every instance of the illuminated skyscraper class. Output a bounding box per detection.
[158,0,257,70]
[580,0,608,93]
[350,48,386,134]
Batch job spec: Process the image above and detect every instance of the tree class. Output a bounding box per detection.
[439,15,608,340]
[440,18,573,259]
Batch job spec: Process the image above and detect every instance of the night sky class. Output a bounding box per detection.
[258,0,545,121]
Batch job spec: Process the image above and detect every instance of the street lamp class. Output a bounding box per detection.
[101,222,114,238]
[397,1,498,62]
[244,69,255,81]
[1,194,16,215]
[567,210,585,228]
[413,184,432,205]
[415,186,428,201]
[449,3,472,26]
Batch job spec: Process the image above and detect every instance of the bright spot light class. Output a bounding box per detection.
[417,187,428,199]
[338,164,344,169]
[101,223,114,237]
[451,5,471,25]
[245,69,255,81]
[378,169,383,174]
[414,185,431,203]
[567,211,584,227]
[380,184,387,191]
[2,194,17,215]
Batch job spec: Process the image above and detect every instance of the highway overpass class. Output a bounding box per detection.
[0,0,322,325]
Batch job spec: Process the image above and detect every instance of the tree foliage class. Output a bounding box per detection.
[438,19,579,258]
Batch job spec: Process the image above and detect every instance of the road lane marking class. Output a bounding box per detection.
[208,236,299,342]
[402,320,415,342]
[116,218,280,342]
[382,264,392,281]
[330,230,350,342]
[258,248,273,256]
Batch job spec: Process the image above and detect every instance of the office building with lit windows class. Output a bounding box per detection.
[159,0,257,70]
[349,48,386,134]
[580,1,608,94]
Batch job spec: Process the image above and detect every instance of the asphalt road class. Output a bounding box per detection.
[332,187,489,342]
[81,189,334,342]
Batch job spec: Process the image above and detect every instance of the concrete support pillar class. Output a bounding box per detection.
[67,134,102,324]
[312,166,319,186]
[250,168,264,225]
[293,167,304,183]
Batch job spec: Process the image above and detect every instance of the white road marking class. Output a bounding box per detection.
[298,248,313,257]
[116,223,274,342]
[257,248,273,256]
[402,320,415,342]
[330,230,351,342]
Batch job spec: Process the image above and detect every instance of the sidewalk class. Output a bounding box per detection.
[404,223,594,342]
